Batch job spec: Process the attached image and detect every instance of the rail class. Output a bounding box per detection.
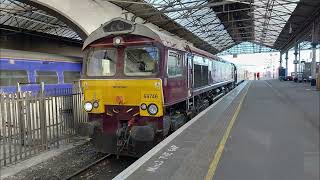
[63,154,111,180]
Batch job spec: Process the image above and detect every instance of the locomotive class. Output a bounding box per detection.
[80,18,246,157]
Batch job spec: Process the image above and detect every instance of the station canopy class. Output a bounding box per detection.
[144,0,299,51]
[1,0,319,55]
[0,0,81,41]
[111,0,320,55]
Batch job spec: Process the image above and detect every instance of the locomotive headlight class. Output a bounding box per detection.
[115,38,121,44]
[147,104,158,115]
[141,103,147,110]
[93,101,99,108]
[84,102,93,112]
[113,37,123,46]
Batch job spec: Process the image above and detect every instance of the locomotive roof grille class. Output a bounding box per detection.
[103,20,134,33]
[83,18,161,50]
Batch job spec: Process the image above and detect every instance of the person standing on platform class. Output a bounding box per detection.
[257,72,260,80]
[254,72,256,80]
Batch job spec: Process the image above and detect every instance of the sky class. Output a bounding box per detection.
[219,49,320,79]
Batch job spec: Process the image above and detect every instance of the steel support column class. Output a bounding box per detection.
[311,21,319,86]
[280,53,283,68]
[298,44,302,82]
[311,42,317,86]
[294,44,298,82]
[285,51,289,77]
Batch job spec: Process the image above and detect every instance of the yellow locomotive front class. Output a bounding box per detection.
[82,79,163,117]
[79,18,167,156]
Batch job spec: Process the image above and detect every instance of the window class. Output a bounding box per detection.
[167,50,182,77]
[193,64,208,88]
[194,64,202,88]
[86,48,117,76]
[63,71,81,84]
[36,71,58,84]
[202,65,209,86]
[0,70,28,86]
[124,46,159,76]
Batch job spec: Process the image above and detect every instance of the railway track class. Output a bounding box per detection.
[63,154,112,180]
[60,92,229,180]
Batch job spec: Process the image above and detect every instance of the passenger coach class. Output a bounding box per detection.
[80,18,244,156]
[0,49,82,93]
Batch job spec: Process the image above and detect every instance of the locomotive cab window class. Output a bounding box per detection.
[167,50,182,77]
[36,71,58,84]
[86,48,117,77]
[124,46,159,76]
[0,70,28,86]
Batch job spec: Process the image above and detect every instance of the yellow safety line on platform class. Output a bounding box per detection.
[205,82,251,180]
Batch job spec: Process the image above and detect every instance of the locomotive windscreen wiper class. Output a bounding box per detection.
[103,51,113,62]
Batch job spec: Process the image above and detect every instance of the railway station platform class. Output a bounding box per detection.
[114,80,319,180]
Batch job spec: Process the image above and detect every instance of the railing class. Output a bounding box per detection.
[0,82,87,167]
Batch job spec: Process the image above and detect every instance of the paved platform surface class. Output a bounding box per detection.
[214,80,319,180]
[114,80,319,180]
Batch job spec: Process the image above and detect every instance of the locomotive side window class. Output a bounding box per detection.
[167,50,182,77]
[0,70,28,86]
[63,71,81,84]
[124,46,159,76]
[202,65,209,86]
[193,64,202,88]
[86,48,117,77]
[36,71,58,84]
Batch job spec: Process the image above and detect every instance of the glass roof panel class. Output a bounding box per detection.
[218,42,278,56]
[144,0,235,51]
[253,0,299,47]
[0,0,81,40]
[143,0,300,54]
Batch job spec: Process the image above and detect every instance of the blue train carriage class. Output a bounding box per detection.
[0,49,82,94]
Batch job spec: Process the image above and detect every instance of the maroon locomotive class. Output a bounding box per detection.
[80,18,245,157]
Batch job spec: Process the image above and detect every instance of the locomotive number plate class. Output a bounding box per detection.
[141,91,161,102]
[144,94,158,99]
